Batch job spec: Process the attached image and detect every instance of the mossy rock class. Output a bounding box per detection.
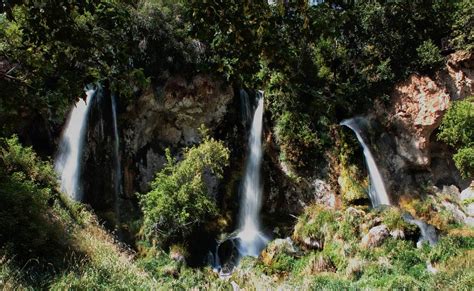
[338,165,369,205]
[293,204,338,250]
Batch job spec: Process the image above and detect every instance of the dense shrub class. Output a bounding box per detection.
[140,133,229,246]
[0,136,65,260]
[293,204,338,248]
[438,98,474,178]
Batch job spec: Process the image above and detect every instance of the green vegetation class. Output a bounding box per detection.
[0,136,159,288]
[1,0,473,289]
[438,97,474,178]
[248,203,474,290]
[139,132,230,247]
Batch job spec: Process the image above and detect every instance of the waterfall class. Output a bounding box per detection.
[236,91,268,257]
[402,213,438,247]
[239,89,252,125]
[55,89,96,200]
[340,117,390,207]
[111,94,122,223]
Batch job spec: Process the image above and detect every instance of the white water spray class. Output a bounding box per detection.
[341,117,390,207]
[236,92,268,257]
[111,94,122,222]
[55,89,95,200]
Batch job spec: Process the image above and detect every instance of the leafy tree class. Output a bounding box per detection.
[438,98,474,178]
[139,133,229,246]
[450,0,474,51]
[0,0,197,137]
[184,0,270,84]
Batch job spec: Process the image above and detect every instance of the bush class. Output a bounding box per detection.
[416,40,444,71]
[429,235,474,263]
[139,133,229,246]
[293,204,338,248]
[338,165,369,205]
[453,146,474,179]
[0,136,65,260]
[438,98,474,178]
[381,207,416,234]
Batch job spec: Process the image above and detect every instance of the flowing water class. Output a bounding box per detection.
[341,117,391,207]
[55,89,96,200]
[236,92,268,257]
[402,213,438,247]
[111,94,122,223]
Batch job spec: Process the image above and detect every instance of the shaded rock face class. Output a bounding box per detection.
[78,75,235,236]
[83,88,117,215]
[122,74,233,195]
[261,131,321,234]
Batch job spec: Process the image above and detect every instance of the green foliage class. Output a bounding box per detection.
[310,274,352,290]
[0,0,197,136]
[184,0,269,83]
[438,98,474,147]
[265,252,298,275]
[451,0,474,51]
[293,204,337,247]
[429,234,474,263]
[417,40,444,71]
[380,207,416,234]
[140,135,230,245]
[0,135,64,260]
[453,146,474,178]
[438,98,474,178]
[339,165,369,205]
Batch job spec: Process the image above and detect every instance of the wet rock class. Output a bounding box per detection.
[460,183,474,201]
[122,74,233,192]
[402,213,438,247]
[361,225,389,248]
[441,201,467,224]
[312,179,336,208]
[216,236,240,274]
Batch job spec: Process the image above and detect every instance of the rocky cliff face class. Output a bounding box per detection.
[369,51,473,200]
[121,74,233,196]
[80,75,235,231]
[384,51,473,168]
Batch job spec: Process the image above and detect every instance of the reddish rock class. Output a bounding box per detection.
[385,51,473,166]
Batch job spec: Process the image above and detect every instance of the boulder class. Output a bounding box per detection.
[313,179,337,208]
[261,237,298,266]
[460,183,474,201]
[361,225,389,248]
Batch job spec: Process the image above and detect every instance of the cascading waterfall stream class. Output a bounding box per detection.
[340,117,391,207]
[111,94,122,224]
[55,89,96,200]
[236,92,268,257]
